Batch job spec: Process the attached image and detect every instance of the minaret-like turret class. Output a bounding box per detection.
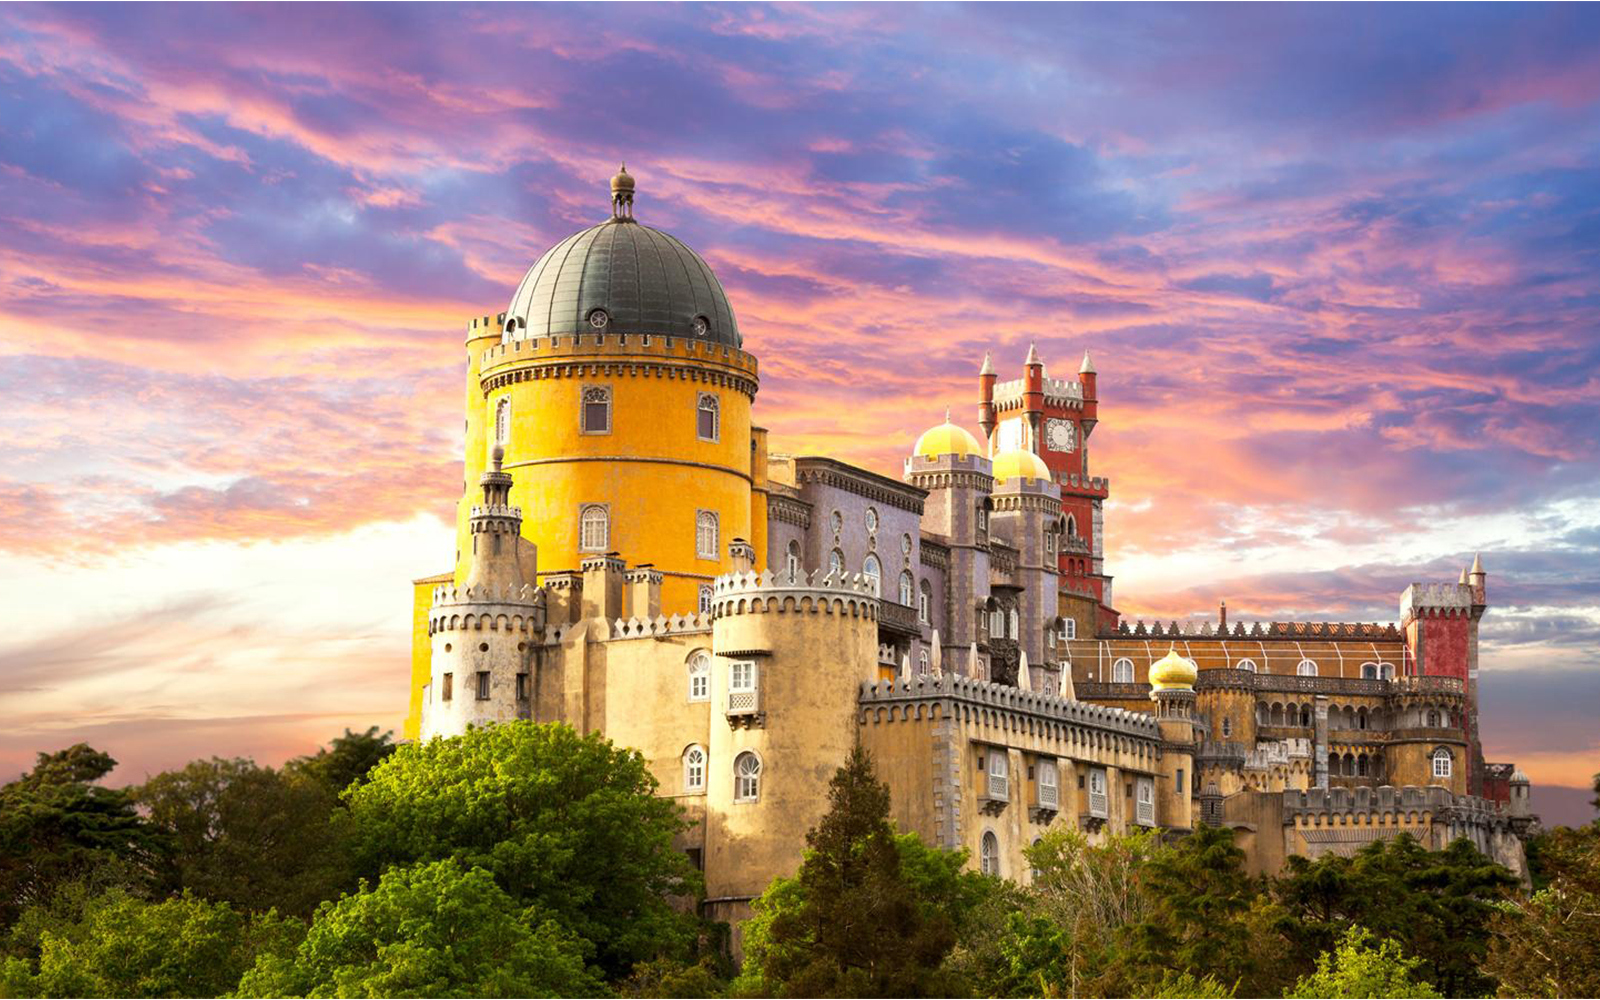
[464,446,527,593]
[1024,342,1045,454]
[978,352,997,446]
[1078,350,1098,436]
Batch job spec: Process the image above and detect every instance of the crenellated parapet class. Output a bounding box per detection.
[606,612,714,640]
[711,567,881,620]
[993,374,1084,410]
[478,329,760,399]
[903,452,995,491]
[1116,619,1403,639]
[1283,784,1512,829]
[428,582,545,636]
[858,673,1161,740]
[1400,581,1475,623]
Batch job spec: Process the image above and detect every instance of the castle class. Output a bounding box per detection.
[404,168,1536,936]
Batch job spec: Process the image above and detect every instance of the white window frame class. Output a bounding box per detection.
[986,749,1009,801]
[918,580,931,623]
[862,554,882,596]
[579,504,609,552]
[1037,758,1059,810]
[1135,775,1155,826]
[1235,658,1257,673]
[581,384,611,435]
[1062,618,1076,641]
[1088,767,1108,818]
[730,659,757,693]
[980,830,1000,877]
[696,392,720,442]
[1008,608,1019,639]
[683,745,706,793]
[734,751,762,802]
[898,571,914,607]
[687,652,710,703]
[918,649,930,675]
[786,540,801,581]
[1112,657,1135,683]
[696,510,719,560]
[1432,748,1453,779]
[698,585,713,616]
[989,608,1004,639]
[865,507,879,534]
[1297,659,1319,676]
[829,548,845,577]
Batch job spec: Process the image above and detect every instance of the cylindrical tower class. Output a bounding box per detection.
[1149,646,1198,831]
[457,170,760,615]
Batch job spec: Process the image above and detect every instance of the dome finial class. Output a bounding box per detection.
[610,164,635,221]
[944,406,951,423]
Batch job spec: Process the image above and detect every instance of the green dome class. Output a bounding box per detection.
[505,218,741,347]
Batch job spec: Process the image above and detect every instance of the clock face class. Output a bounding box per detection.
[1046,418,1076,453]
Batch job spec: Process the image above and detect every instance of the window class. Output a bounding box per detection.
[1221,718,1232,738]
[1112,657,1134,683]
[581,384,611,434]
[1361,662,1378,680]
[989,608,1004,639]
[1088,768,1108,817]
[901,532,912,555]
[865,507,879,534]
[786,540,801,581]
[1037,759,1059,809]
[730,660,757,693]
[1432,748,1453,779]
[698,585,713,615]
[829,510,842,534]
[863,554,881,596]
[696,510,719,560]
[696,393,719,441]
[1062,618,1076,641]
[687,652,710,702]
[475,671,490,700]
[683,745,706,792]
[515,673,528,701]
[1008,608,1019,639]
[1135,776,1155,826]
[1379,662,1394,680]
[918,580,932,623]
[441,672,453,701]
[1177,768,1186,793]
[987,751,1009,801]
[980,831,1000,877]
[1297,659,1319,676]
[1045,531,1055,555]
[734,751,761,802]
[977,507,988,533]
[918,649,930,675]
[1426,709,1440,728]
[899,571,914,607]
[829,548,845,577]
[1235,658,1256,673]
[579,505,609,551]
[493,397,510,446]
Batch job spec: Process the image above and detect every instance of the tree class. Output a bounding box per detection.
[1275,834,1515,997]
[287,726,396,795]
[736,746,959,997]
[134,757,352,917]
[235,859,600,999]
[1485,822,1600,998]
[342,721,697,977]
[0,745,166,927]
[0,887,296,998]
[1285,925,1441,999]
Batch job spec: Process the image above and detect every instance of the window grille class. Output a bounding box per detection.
[734,752,761,801]
[696,393,719,441]
[683,745,706,792]
[987,751,1009,801]
[1088,769,1108,817]
[1135,776,1155,826]
[696,510,719,560]
[1062,619,1076,641]
[580,505,609,551]
[1037,760,1059,810]
[918,650,930,675]
[728,660,759,714]
[581,384,610,434]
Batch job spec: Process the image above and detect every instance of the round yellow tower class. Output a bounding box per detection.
[454,168,761,614]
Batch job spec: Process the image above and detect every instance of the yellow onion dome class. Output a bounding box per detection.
[1149,646,1198,691]
[991,448,1052,485]
[913,417,984,460]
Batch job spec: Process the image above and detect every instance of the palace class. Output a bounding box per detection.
[404,168,1536,937]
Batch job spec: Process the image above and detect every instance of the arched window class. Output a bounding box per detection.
[862,554,882,596]
[918,580,932,623]
[1008,608,1019,639]
[1432,748,1453,779]
[829,548,845,577]
[1357,755,1369,777]
[581,384,611,434]
[1065,514,1077,538]
[696,393,719,442]
[1357,708,1368,730]
[696,510,719,560]
[1235,658,1257,673]
[734,752,762,802]
[1296,659,1318,676]
[786,540,801,582]
[698,585,713,615]
[683,745,705,792]
[1379,662,1394,680]
[918,649,930,675]
[687,652,710,703]
[980,831,1000,877]
[1426,709,1440,728]
[493,397,511,446]
[1301,705,1313,727]
[1112,657,1134,683]
[899,571,914,607]
[1361,662,1378,680]
[579,505,608,551]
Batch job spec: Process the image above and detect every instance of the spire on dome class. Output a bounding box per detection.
[1079,350,1096,374]
[610,163,635,220]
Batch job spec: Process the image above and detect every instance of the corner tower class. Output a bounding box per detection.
[458,168,761,615]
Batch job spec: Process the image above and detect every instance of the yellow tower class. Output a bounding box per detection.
[458,166,761,615]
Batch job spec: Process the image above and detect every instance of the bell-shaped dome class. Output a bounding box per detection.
[914,418,984,460]
[991,449,1052,485]
[504,172,740,347]
[1149,646,1198,691]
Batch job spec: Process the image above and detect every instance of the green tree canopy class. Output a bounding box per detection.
[287,726,396,795]
[0,745,166,927]
[1485,821,1600,998]
[1285,925,1441,999]
[133,757,352,917]
[235,859,600,999]
[341,722,697,977]
[736,745,960,998]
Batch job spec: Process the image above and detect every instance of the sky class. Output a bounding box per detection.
[1,2,1597,826]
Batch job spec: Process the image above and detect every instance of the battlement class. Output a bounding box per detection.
[859,673,1161,739]
[1116,619,1402,639]
[1057,471,1110,495]
[469,503,522,521]
[993,375,1084,409]
[431,582,541,608]
[991,482,1061,507]
[1282,784,1507,824]
[712,567,880,619]
[466,312,508,335]
[903,452,995,487]
[479,328,760,379]
[1400,581,1474,621]
[606,611,713,640]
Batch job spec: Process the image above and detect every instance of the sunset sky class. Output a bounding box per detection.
[2,3,1597,825]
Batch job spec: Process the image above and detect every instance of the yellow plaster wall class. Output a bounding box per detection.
[404,574,452,739]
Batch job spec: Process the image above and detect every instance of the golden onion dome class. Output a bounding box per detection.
[991,448,1052,485]
[610,163,635,192]
[913,416,984,460]
[1149,646,1198,691]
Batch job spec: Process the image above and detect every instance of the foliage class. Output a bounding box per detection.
[235,859,600,999]
[1141,969,1237,998]
[0,887,297,999]
[342,721,698,977]
[287,726,397,795]
[1285,925,1441,999]
[0,745,167,928]
[1484,821,1600,998]
[134,757,352,917]
[735,745,959,997]
[1275,833,1515,997]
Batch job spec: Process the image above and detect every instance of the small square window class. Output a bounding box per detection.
[516,673,528,701]
[441,672,453,701]
[476,671,490,700]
